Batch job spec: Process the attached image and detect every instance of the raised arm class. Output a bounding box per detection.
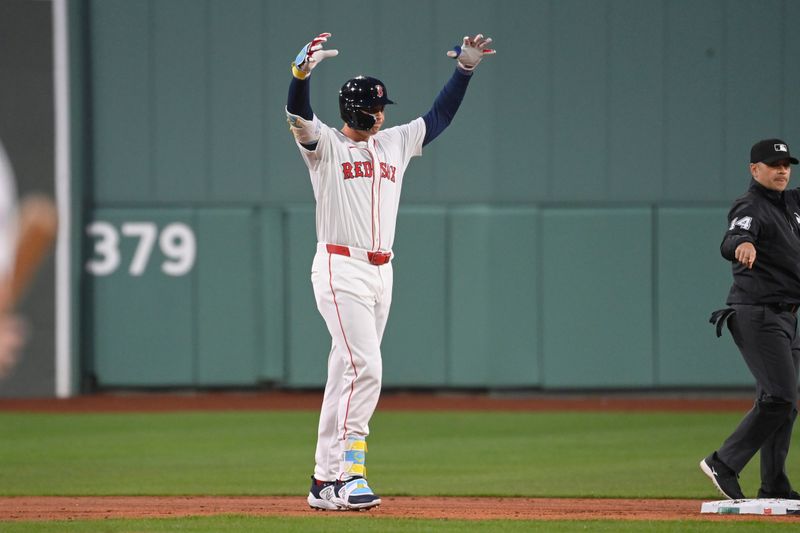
[287,77,312,121]
[286,33,338,148]
[422,34,495,147]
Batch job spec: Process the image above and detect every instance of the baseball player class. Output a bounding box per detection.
[703,139,800,501]
[286,32,494,510]
[0,140,24,378]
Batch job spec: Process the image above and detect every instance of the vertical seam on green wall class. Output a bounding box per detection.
[541,1,553,384]
[536,207,544,388]
[604,0,611,200]
[256,0,268,379]
[253,208,265,380]
[76,0,94,392]
[281,208,291,384]
[444,207,451,386]
[780,0,786,135]
[147,0,155,200]
[260,0,267,203]
[429,2,438,204]
[720,0,727,197]
[661,0,668,200]
[204,0,211,202]
[191,209,198,385]
[652,205,659,387]
[545,0,554,200]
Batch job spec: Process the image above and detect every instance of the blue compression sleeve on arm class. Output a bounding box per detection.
[422,68,473,147]
[287,75,317,149]
[287,76,313,120]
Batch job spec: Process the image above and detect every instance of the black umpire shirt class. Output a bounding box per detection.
[722,179,800,305]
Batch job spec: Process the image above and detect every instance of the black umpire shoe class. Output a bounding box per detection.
[757,488,800,500]
[700,453,746,500]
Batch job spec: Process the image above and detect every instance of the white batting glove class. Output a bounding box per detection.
[446,34,495,71]
[292,33,339,79]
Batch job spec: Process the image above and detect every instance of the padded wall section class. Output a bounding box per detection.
[541,208,654,388]
[195,209,260,385]
[448,207,540,387]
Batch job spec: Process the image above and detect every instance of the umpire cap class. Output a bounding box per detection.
[750,138,799,165]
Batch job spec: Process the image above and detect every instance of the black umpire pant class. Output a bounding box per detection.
[718,304,800,494]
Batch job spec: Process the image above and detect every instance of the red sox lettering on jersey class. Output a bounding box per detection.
[341,161,396,182]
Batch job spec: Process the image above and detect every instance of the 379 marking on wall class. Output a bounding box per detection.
[85,221,196,276]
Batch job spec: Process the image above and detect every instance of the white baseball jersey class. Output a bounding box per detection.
[0,141,18,279]
[291,114,426,252]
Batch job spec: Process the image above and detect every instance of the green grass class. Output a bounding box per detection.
[0,516,798,533]
[2,409,799,531]
[0,411,318,495]
[1,410,793,498]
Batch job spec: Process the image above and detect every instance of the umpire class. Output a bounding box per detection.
[701,139,800,500]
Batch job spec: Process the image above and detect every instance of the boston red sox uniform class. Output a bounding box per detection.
[286,32,494,510]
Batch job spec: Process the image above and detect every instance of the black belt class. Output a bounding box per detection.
[767,303,800,314]
[709,308,736,338]
[710,304,799,338]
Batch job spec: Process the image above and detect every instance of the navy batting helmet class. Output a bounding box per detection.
[339,76,394,131]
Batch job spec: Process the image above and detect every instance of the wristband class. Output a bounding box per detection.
[291,63,309,80]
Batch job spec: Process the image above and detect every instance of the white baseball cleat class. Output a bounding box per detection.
[332,477,381,510]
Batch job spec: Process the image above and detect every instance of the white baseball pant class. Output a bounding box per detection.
[310,244,393,481]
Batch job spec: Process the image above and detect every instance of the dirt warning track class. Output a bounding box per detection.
[1,495,799,522]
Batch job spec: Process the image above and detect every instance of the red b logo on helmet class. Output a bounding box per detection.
[376,85,384,98]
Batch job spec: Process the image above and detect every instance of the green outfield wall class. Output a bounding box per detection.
[71,0,800,391]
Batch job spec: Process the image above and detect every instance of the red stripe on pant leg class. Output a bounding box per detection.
[328,253,358,443]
